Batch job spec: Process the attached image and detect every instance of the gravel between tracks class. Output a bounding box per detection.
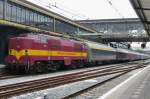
[71,68,142,99]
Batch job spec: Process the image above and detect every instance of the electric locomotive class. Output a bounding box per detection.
[5,33,88,73]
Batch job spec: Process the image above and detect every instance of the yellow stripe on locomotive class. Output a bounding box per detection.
[9,49,88,60]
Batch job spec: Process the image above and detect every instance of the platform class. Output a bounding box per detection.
[99,64,150,99]
[0,64,5,68]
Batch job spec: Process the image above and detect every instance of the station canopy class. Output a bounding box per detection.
[130,0,150,36]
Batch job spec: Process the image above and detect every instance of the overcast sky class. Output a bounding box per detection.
[28,0,138,20]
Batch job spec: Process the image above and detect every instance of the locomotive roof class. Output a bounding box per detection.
[18,33,83,44]
[85,41,116,51]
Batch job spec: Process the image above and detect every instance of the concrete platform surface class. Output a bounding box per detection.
[0,64,5,68]
[99,64,150,99]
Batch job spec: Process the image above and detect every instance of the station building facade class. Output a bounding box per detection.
[0,0,97,63]
[77,18,145,49]
[0,0,96,34]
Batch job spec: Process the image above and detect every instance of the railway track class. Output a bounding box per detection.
[0,68,23,80]
[0,61,141,80]
[0,63,127,80]
[63,65,145,99]
[63,63,149,99]
[0,73,22,80]
[0,59,147,79]
[0,62,147,98]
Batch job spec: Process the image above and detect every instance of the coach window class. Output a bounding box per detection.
[0,0,3,19]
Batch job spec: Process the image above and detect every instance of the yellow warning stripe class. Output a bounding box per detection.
[10,49,87,60]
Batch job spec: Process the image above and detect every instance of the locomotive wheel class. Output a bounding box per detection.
[77,61,84,68]
[70,61,77,69]
[29,65,36,74]
[36,65,43,73]
[72,61,83,68]
[70,65,77,69]
[46,63,52,71]
[25,61,30,73]
[25,65,29,73]
[50,63,60,71]
[35,62,44,73]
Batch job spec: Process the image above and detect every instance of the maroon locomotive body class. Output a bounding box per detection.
[5,33,88,73]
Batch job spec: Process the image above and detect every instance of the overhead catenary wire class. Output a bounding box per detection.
[106,0,129,34]
[33,0,90,20]
[106,0,130,46]
[106,0,125,19]
[33,0,68,17]
[49,1,90,20]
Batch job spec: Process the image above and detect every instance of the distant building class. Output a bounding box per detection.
[76,18,145,49]
[76,18,144,35]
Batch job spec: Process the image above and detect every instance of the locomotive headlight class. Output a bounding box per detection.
[9,49,12,55]
[25,50,28,55]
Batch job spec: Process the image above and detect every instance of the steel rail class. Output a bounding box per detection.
[0,63,146,98]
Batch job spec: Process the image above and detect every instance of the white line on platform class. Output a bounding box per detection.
[98,64,150,99]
